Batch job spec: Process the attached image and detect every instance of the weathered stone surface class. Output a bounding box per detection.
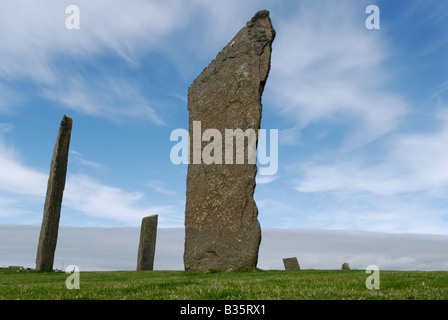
[137,215,158,271]
[342,262,350,270]
[36,115,72,271]
[283,257,300,271]
[184,10,275,271]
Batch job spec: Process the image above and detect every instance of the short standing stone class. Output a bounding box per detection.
[137,215,158,271]
[283,257,300,271]
[342,263,350,270]
[184,10,276,271]
[36,115,73,271]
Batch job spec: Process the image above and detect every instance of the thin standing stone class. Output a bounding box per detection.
[137,215,158,271]
[36,115,72,271]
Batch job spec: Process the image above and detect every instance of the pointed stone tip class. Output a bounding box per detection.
[250,10,270,23]
[247,9,276,41]
[62,115,73,126]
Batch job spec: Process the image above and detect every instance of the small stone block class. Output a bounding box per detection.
[342,263,350,270]
[283,257,300,270]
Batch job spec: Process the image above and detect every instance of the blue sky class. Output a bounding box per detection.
[1,0,448,234]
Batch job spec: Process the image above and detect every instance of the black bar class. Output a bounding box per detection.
[1,300,446,318]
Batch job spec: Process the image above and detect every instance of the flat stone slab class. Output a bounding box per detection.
[283,257,300,270]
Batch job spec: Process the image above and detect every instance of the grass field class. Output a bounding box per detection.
[1,268,447,300]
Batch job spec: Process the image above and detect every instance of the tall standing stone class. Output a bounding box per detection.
[184,10,276,271]
[36,115,73,271]
[137,215,158,271]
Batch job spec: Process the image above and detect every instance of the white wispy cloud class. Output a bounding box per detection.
[269,1,408,147]
[0,0,189,123]
[0,0,186,80]
[0,125,46,222]
[145,180,178,196]
[0,131,181,226]
[0,1,272,124]
[64,174,184,226]
[431,81,448,101]
[0,145,47,198]
[282,106,448,234]
[294,108,448,196]
[64,174,170,224]
[69,150,103,170]
[42,75,165,125]
[0,123,15,133]
[278,127,301,146]
[300,193,448,234]
[256,175,279,185]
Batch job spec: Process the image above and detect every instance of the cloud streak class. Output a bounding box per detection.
[295,109,448,197]
[0,0,189,124]
[269,1,408,147]
[42,74,165,125]
[0,146,47,198]
[0,0,186,81]
[2,226,447,271]
[0,128,182,227]
[0,1,272,124]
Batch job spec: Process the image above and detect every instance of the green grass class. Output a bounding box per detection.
[1,268,447,300]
